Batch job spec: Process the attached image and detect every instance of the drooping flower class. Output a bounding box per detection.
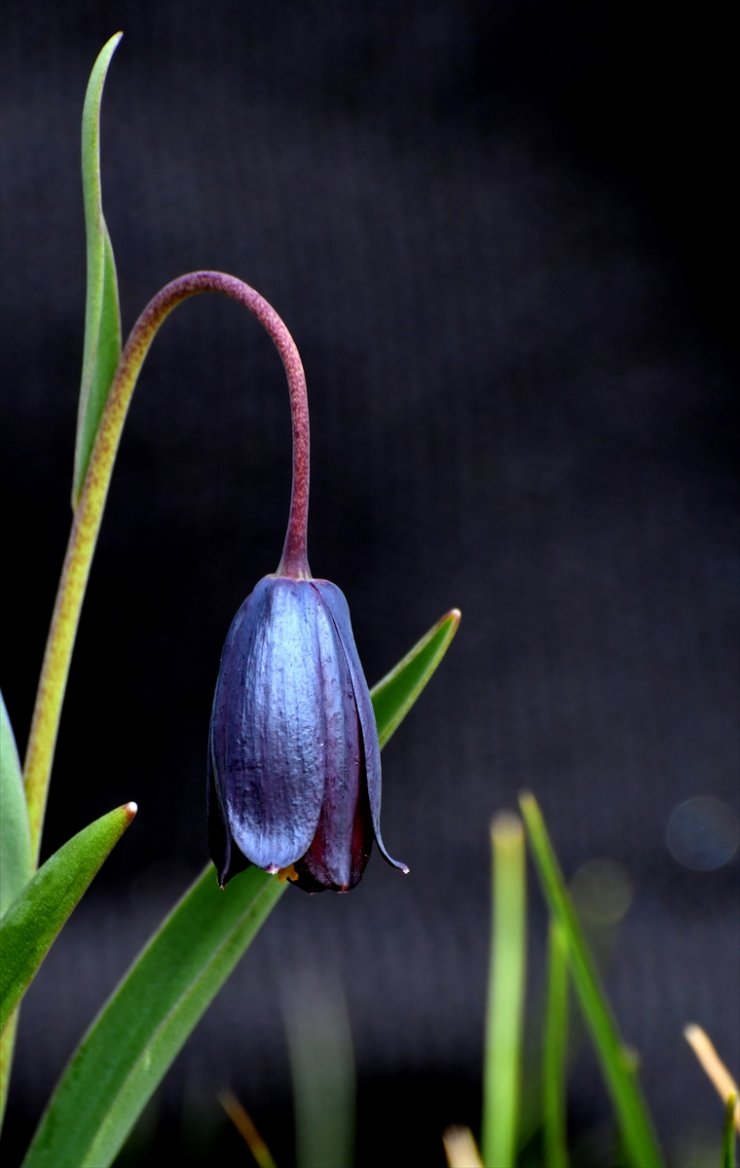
[208,574,408,892]
[205,276,406,891]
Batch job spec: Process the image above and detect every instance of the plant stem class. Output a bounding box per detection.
[23,271,310,862]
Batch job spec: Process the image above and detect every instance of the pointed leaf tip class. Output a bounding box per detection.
[0,803,137,1032]
[370,607,461,748]
[72,33,124,505]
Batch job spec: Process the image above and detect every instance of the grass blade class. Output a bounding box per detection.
[0,803,137,1033]
[543,920,570,1168]
[370,609,460,747]
[482,813,527,1168]
[723,1093,738,1168]
[72,33,123,506]
[520,792,664,1168]
[285,974,355,1168]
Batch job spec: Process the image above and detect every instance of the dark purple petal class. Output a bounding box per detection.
[311,579,409,877]
[210,576,330,872]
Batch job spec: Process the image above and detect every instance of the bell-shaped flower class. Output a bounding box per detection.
[208,574,408,892]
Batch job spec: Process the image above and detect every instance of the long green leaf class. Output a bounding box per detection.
[371,608,460,747]
[0,802,136,1033]
[22,610,459,1168]
[482,813,527,1168]
[542,920,570,1168]
[72,33,123,506]
[285,975,355,1168]
[0,691,32,917]
[520,792,664,1168]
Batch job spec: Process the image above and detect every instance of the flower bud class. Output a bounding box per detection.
[208,574,408,892]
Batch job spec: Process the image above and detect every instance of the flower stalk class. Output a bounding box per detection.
[23,272,309,863]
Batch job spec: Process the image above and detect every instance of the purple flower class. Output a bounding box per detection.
[208,574,408,892]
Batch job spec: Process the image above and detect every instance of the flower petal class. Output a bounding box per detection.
[210,577,328,871]
[311,580,409,876]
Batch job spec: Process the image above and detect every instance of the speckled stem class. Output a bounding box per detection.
[23,271,311,862]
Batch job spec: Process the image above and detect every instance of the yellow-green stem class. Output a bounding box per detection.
[23,271,309,863]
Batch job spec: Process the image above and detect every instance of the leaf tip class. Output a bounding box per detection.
[123,801,138,822]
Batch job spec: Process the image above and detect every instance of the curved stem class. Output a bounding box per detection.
[23,271,310,863]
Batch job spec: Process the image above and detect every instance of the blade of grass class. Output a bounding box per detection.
[284,974,354,1168]
[723,1093,738,1168]
[220,1091,278,1168]
[542,920,570,1168]
[72,33,122,505]
[685,1025,740,1135]
[482,813,527,1168]
[443,1126,484,1168]
[519,792,664,1168]
[21,614,458,1168]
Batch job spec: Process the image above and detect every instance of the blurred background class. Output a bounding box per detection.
[1,3,737,1164]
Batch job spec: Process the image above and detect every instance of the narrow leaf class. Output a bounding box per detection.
[520,792,664,1168]
[0,696,30,1137]
[285,974,355,1168]
[723,1093,738,1168]
[542,920,570,1168]
[22,867,286,1168]
[22,612,459,1168]
[0,802,136,1033]
[482,813,527,1168]
[72,33,123,506]
[370,608,461,747]
[0,691,32,917]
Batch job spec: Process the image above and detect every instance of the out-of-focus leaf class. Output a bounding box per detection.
[285,974,355,1168]
[520,792,664,1168]
[72,32,123,506]
[370,608,460,747]
[482,813,527,1168]
[0,691,32,917]
[0,802,136,1032]
[22,610,460,1168]
[542,920,570,1168]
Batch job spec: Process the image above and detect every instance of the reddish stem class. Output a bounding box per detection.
[133,271,311,577]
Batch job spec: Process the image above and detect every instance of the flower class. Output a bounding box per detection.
[208,574,408,892]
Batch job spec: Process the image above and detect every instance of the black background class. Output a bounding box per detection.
[1,3,738,1165]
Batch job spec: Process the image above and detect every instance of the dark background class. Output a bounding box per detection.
[1,3,737,1165]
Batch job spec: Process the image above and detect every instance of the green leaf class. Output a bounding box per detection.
[520,793,665,1168]
[22,867,286,1168]
[0,691,32,917]
[542,921,570,1168]
[285,975,355,1168]
[482,814,527,1168]
[0,694,32,1128]
[370,608,460,748]
[72,33,123,507]
[0,802,136,1033]
[22,610,459,1168]
[722,1092,738,1168]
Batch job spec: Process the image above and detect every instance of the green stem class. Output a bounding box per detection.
[23,272,309,863]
